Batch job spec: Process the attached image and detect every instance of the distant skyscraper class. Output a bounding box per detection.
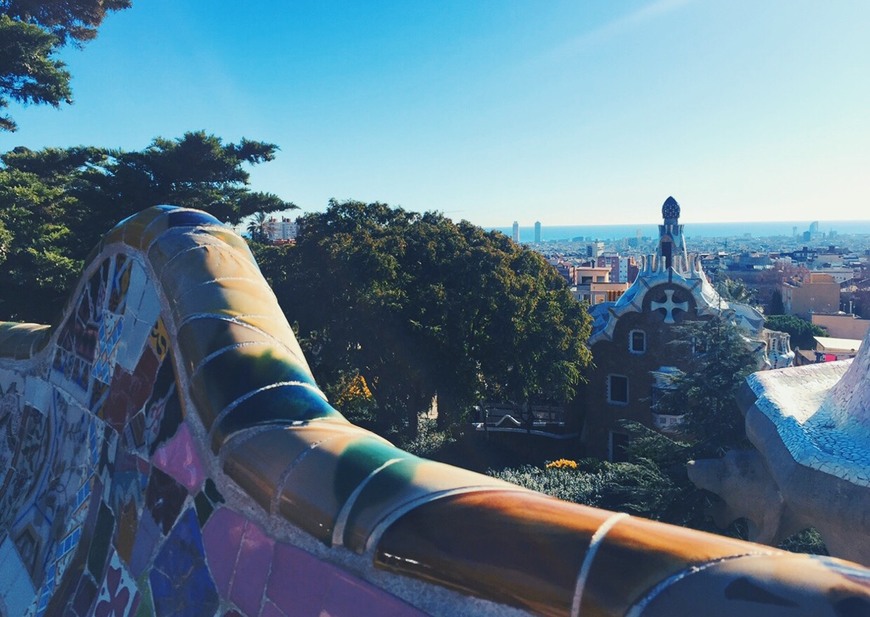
[512,221,520,243]
[534,221,542,243]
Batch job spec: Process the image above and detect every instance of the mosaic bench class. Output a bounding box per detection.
[1,206,868,617]
[711,332,870,565]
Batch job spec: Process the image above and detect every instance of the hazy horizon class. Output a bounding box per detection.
[495,219,870,242]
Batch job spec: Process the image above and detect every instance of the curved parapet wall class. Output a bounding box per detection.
[0,206,868,617]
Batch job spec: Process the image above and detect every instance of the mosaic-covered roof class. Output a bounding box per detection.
[588,200,776,369]
[661,196,681,220]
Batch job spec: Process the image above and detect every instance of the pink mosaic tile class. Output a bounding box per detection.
[323,570,423,617]
[266,543,331,616]
[259,599,286,617]
[151,423,205,493]
[202,507,246,598]
[230,519,275,616]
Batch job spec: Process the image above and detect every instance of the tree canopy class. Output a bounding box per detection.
[715,276,756,305]
[0,132,293,322]
[654,319,758,454]
[764,314,826,350]
[0,0,131,131]
[254,200,593,439]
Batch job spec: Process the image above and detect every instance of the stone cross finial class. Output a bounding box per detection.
[651,289,688,324]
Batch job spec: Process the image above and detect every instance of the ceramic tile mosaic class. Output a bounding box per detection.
[732,337,870,564]
[1,206,868,617]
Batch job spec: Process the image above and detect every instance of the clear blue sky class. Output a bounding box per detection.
[3,0,869,227]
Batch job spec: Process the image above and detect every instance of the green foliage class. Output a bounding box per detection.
[490,456,680,521]
[398,418,456,458]
[618,421,718,528]
[655,320,758,454]
[0,1,131,131]
[778,528,829,556]
[0,218,10,264]
[490,464,598,504]
[769,289,785,315]
[490,422,728,534]
[764,314,826,350]
[246,211,272,244]
[0,133,293,322]
[0,15,70,131]
[2,0,132,46]
[256,200,593,439]
[715,276,756,305]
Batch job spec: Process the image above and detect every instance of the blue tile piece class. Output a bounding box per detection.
[150,509,218,617]
[166,210,222,228]
[129,510,161,580]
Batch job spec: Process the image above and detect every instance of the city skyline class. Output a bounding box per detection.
[4,1,869,227]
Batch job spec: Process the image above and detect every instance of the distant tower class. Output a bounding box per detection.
[534,221,542,243]
[512,221,520,243]
[658,196,688,271]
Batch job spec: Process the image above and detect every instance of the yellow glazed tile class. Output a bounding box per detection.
[119,206,175,250]
[101,223,125,248]
[161,241,264,292]
[636,553,870,617]
[168,278,284,327]
[203,227,258,263]
[342,458,515,553]
[147,231,226,280]
[376,490,611,617]
[578,515,763,617]
[175,318,279,377]
[137,206,178,250]
[222,422,361,512]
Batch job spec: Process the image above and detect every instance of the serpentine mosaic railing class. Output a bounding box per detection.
[1,206,868,617]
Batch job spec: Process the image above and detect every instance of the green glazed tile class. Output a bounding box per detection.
[220,315,312,372]
[276,433,408,545]
[189,342,320,432]
[212,383,341,451]
[0,323,51,359]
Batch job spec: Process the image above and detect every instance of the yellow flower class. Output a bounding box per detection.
[546,458,578,470]
[336,374,373,405]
